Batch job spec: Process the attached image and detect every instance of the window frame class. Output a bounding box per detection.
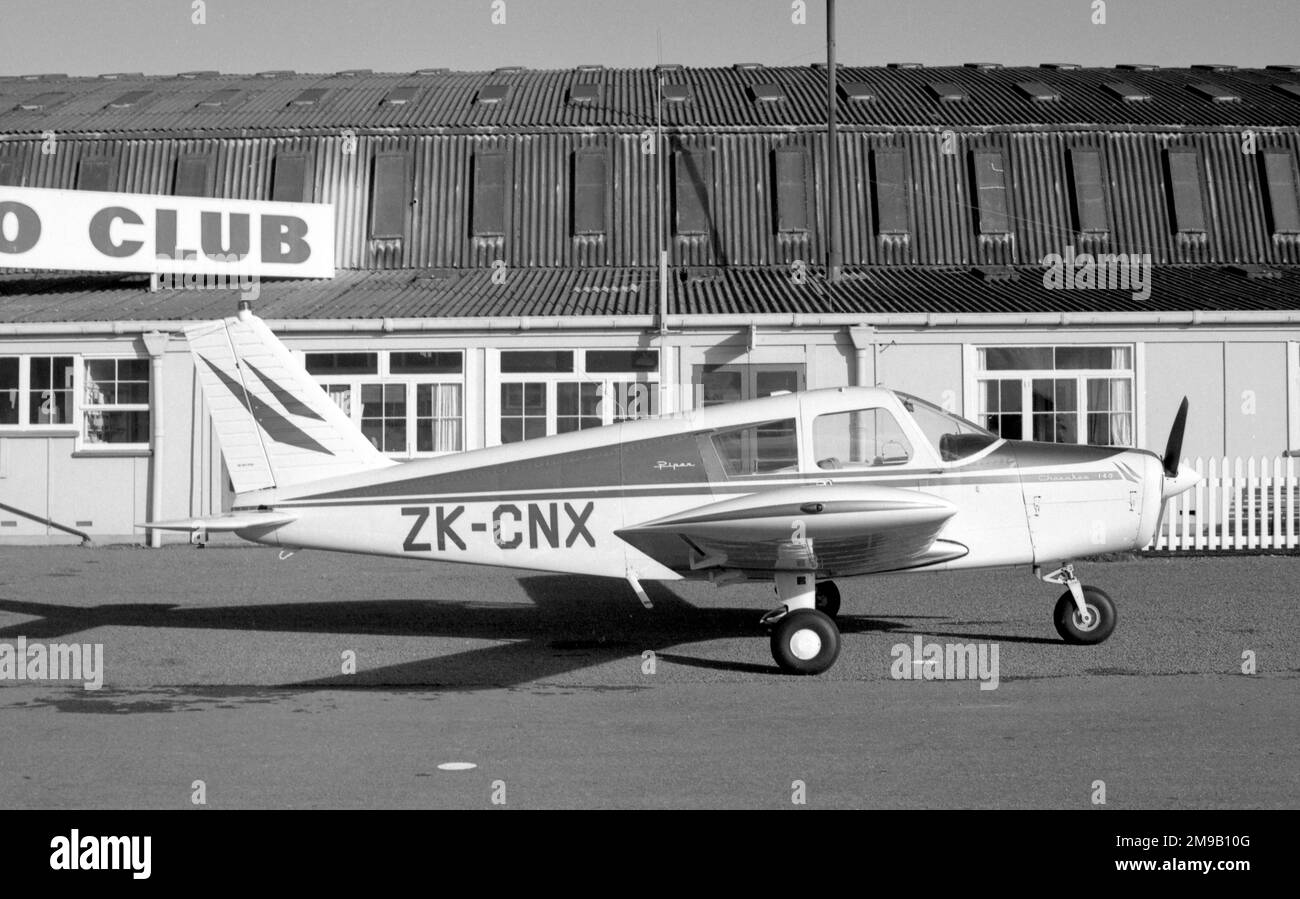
[973,344,1136,447]
[369,151,412,240]
[78,356,151,451]
[307,349,466,458]
[572,148,609,236]
[772,147,811,234]
[494,349,660,446]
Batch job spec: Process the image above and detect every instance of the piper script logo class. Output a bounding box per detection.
[50,830,151,880]
[0,637,103,690]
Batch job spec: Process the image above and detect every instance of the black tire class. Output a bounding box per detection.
[1053,586,1117,645]
[770,608,841,675]
[814,580,841,618]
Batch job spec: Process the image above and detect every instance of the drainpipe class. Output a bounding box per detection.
[848,324,874,387]
[141,331,170,547]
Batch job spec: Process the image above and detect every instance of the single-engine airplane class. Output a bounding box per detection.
[147,307,1199,675]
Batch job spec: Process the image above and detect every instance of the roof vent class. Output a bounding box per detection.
[656,63,684,73]
[1189,82,1241,102]
[749,83,787,102]
[98,72,144,81]
[475,84,509,104]
[887,62,924,69]
[1192,64,1238,72]
[106,90,151,109]
[964,62,1003,70]
[196,88,241,108]
[568,83,601,104]
[840,82,877,101]
[1016,81,1061,101]
[1103,81,1152,101]
[334,69,372,77]
[733,63,764,71]
[1265,65,1300,72]
[926,82,968,101]
[289,87,328,107]
[492,66,524,76]
[178,70,219,79]
[575,64,605,73]
[413,67,448,76]
[1040,63,1081,70]
[16,92,70,111]
[972,266,1020,282]
[21,73,67,81]
[1273,83,1300,100]
[1115,64,1159,71]
[662,83,692,102]
[1229,264,1282,280]
[381,85,420,106]
[256,70,295,79]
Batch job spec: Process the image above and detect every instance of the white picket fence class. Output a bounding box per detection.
[1146,456,1300,552]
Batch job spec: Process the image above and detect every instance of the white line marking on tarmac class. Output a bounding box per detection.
[437,762,477,771]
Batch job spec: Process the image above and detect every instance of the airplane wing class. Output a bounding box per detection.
[616,484,966,578]
[139,510,298,533]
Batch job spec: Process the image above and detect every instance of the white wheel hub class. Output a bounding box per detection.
[1074,604,1098,631]
[789,628,823,660]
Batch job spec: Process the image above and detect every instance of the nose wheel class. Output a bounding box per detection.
[1039,564,1117,645]
[1053,586,1116,644]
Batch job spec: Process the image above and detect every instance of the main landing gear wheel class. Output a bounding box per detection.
[770,608,841,675]
[814,580,841,619]
[1053,586,1117,645]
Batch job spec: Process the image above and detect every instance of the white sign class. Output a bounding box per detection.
[0,185,335,278]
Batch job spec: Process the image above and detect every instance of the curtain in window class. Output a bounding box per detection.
[434,384,462,452]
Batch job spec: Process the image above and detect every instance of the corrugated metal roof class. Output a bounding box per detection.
[2,65,1300,135]
[1,265,1297,324]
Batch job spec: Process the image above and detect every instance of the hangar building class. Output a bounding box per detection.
[0,63,1298,543]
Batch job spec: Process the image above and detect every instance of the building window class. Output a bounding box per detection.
[0,157,19,186]
[76,156,116,192]
[1067,148,1109,235]
[674,148,712,235]
[695,364,803,408]
[174,154,213,197]
[0,358,19,424]
[1165,148,1207,234]
[1259,150,1300,236]
[28,356,74,425]
[370,153,411,240]
[272,151,314,203]
[0,355,152,447]
[773,148,810,233]
[308,350,464,457]
[473,151,507,237]
[82,358,150,446]
[970,150,1011,235]
[871,148,910,236]
[572,149,607,235]
[975,346,1134,446]
[497,348,659,444]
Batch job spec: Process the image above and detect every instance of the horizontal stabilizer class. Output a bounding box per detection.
[139,511,297,532]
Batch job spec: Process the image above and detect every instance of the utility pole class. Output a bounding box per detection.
[825,0,842,283]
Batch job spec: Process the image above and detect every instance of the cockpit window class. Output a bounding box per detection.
[896,392,1000,462]
[813,409,913,469]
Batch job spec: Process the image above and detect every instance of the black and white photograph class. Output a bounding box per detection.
[0,0,1296,882]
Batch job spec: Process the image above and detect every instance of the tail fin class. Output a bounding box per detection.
[186,311,396,494]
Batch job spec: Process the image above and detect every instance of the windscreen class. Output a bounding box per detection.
[895,392,1000,462]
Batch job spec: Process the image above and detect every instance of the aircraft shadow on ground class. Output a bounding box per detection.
[0,574,980,688]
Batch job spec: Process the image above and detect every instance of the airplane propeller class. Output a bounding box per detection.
[1162,396,1189,478]
[1153,397,1198,546]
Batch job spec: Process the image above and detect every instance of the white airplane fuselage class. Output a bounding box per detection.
[228,387,1167,583]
